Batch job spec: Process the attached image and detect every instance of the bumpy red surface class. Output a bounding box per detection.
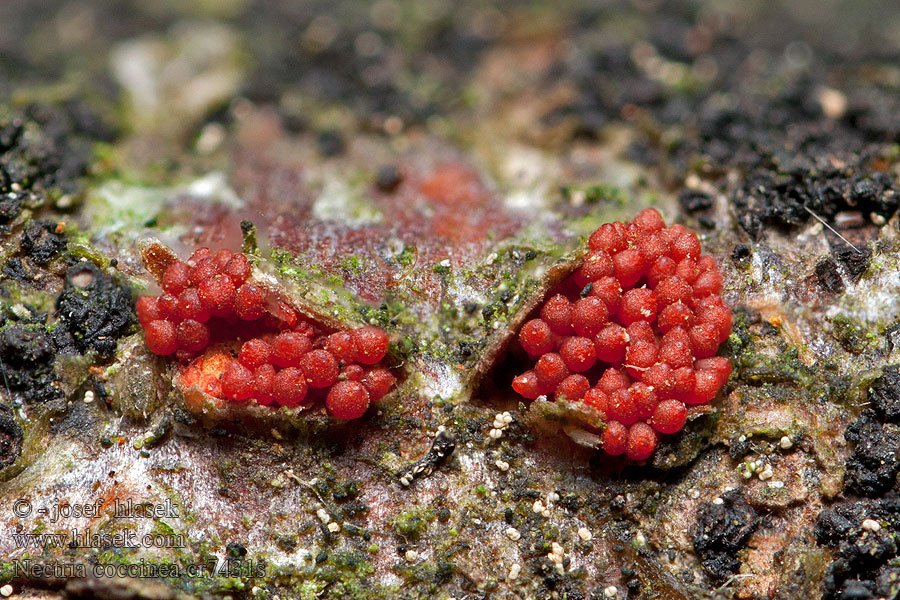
[513,209,732,461]
[138,249,396,419]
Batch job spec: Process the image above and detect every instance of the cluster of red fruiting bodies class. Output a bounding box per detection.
[136,248,395,420]
[513,209,732,461]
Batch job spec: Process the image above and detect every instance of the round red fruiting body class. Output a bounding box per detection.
[633,208,665,233]
[612,249,645,288]
[626,422,657,461]
[654,276,693,308]
[234,284,266,321]
[144,320,178,355]
[512,371,543,400]
[657,302,693,333]
[519,319,556,356]
[326,381,370,420]
[362,368,396,402]
[540,294,574,335]
[629,382,658,420]
[271,331,312,367]
[222,361,254,401]
[555,374,590,402]
[213,249,234,269]
[341,364,365,381]
[608,388,638,426]
[157,293,180,321]
[175,320,210,352]
[353,326,389,365]
[136,296,161,324]
[589,276,623,312]
[299,349,339,388]
[239,338,272,370]
[253,364,276,405]
[272,367,308,407]
[188,247,212,265]
[162,261,191,295]
[572,297,608,338]
[658,340,692,369]
[583,388,608,413]
[575,250,614,286]
[652,399,687,434]
[602,420,628,455]
[597,367,630,394]
[534,352,569,388]
[176,288,211,323]
[589,222,626,253]
[189,258,219,287]
[198,274,236,316]
[594,323,627,363]
[626,320,655,344]
[624,339,658,378]
[559,336,596,372]
[619,288,657,326]
[325,331,359,364]
[223,253,250,286]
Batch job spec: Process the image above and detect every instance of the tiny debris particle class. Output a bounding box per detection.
[505,527,521,541]
[327,522,340,533]
[604,585,618,598]
[780,436,793,450]
[405,549,419,562]
[397,430,455,486]
[577,527,592,541]
[508,563,521,580]
[0,585,12,597]
[862,519,882,532]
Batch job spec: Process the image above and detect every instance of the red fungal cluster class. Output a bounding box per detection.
[136,248,396,419]
[512,209,732,461]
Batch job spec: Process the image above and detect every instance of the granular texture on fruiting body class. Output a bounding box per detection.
[137,248,397,420]
[512,209,732,461]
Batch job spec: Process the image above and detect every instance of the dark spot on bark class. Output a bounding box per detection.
[678,189,714,213]
[317,130,344,157]
[21,220,66,264]
[815,258,844,294]
[843,410,900,497]
[833,245,870,282]
[870,366,900,423]
[0,404,23,470]
[1,257,31,283]
[0,324,60,403]
[226,541,247,558]
[692,490,760,582]
[731,244,751,262]
[55,262,134,357]
[816,496,900,599]
[376,165,402,192]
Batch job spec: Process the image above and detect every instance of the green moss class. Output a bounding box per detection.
[392,509,431,538]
